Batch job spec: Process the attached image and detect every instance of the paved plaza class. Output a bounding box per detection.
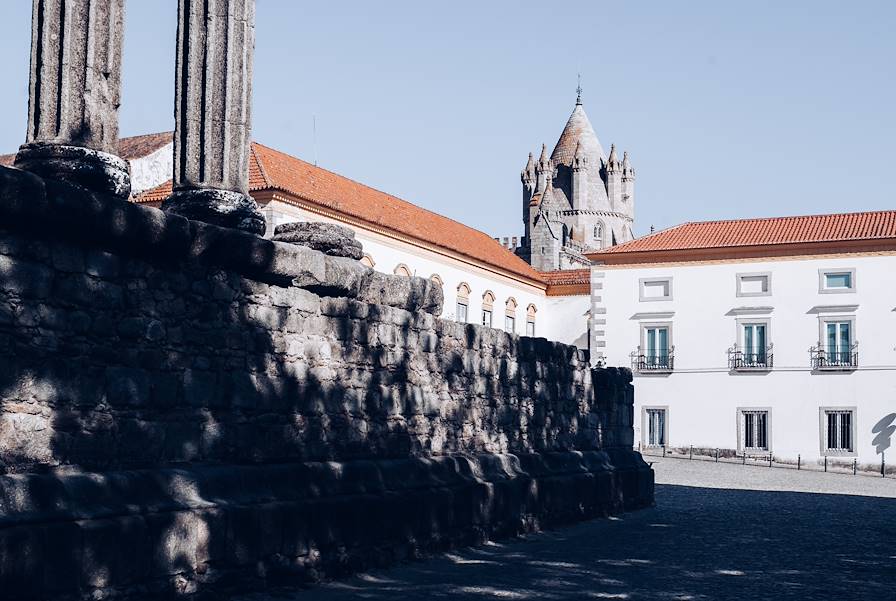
[240,457,896,601]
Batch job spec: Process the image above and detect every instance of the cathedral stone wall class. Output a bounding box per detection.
[0,166,652,600]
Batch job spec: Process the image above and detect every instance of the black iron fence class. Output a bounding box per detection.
[630,347,674,372]
[727,344,774,370]
[810,343,858,370]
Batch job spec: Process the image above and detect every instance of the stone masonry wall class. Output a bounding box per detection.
[0,166,652,600]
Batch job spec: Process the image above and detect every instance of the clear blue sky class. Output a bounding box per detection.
[0,1,893,237]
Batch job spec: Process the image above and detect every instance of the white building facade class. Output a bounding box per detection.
[589,213,896,467]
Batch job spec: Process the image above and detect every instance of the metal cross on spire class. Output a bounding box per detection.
[576,73,582,105]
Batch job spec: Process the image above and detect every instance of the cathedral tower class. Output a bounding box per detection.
[519,90,636,270]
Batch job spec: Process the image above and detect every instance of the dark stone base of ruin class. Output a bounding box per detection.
[0,452,652,600]
[0,164,653,600]
[162,187,267,236]
[14,142,132,200]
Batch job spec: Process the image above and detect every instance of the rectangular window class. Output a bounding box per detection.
[481,309,492,327]
[741,410,769,452]
[742,323,767,366]
[736,273,771,297]
[820,408,856,455]
[819,268,856,293]
[646,408,666,447]
[825,321,851,365]
[644,327,670,369]
[526,320,535,337]
[505,315,515,333]
[639,277,672,302]
[456,302,468,323]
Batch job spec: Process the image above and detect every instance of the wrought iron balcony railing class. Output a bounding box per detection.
[727,343,774,371]
[630,346,674,373]
[810,343,858,370]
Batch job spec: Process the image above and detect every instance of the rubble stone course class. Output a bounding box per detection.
[273,221,365,260]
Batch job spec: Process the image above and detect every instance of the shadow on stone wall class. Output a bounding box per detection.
[0,170,647,600]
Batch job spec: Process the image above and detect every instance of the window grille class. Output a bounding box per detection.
[825,410,853,452]
[742,410,769,451]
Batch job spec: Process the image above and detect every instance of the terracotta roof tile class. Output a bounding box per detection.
[596,211,896,256]
[134,139,545,284]
[0,153,15,167]
[117,132,174,159]
[541,269,590,286]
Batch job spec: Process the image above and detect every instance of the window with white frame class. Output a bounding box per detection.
[643,325,671,369]
[741,322,769,366]
[505,315,515,333]
[481,291,495,328]
[821,408,856,454]
[456,282,470,323]
[505,298,518,334]
[823,319,853,364]
[525,304,537,337]
[736,272,771,297]
[739,409,769,452]
[645,408,667,447]
[819,268,855,293]
[639,277,672,302]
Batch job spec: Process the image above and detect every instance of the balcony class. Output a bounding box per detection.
[631,347,674,373]
[810,343,858,371]
[728,344,774,371]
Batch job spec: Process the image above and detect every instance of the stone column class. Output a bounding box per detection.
[161,0,265,236]
[14,0,130,199]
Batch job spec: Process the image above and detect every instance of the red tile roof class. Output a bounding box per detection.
[595,211,896,257]
[0,153,14,167]
[117,131,173,159]
[133,138,547,284]
[4,133,589,291]
[541,268,590,286]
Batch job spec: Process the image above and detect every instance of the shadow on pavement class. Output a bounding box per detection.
[242,484,896,601]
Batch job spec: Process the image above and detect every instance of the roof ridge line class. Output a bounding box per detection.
[252,141,528,255]
[249,143,273,188]
[680,209,896,227]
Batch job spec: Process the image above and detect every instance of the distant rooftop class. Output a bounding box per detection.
[591,210,896,262]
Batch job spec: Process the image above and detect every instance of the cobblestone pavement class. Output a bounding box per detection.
[238,457,896,601]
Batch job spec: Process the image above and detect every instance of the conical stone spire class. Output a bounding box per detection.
[622,151,634,177]
[550,99,605,166]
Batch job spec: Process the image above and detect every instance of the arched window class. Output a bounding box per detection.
[393,263,412,277]
[504,297,518,334]
[561,224,569,246]
[593,222,604,248]
[430,274,443,287]
[526,304,537,337]
[360,254,375,268]
[456,282,471,323]
[481,291,495,328]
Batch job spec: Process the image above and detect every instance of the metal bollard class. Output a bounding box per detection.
[742,453,746,465]
[797,454,801,470]
[689,445,693,460]
[715,448,719,463]
[883,452,886,478]
[853,458,857,475]
[769,454,773,468]
[662,445,666,458]
[824,455,828,472]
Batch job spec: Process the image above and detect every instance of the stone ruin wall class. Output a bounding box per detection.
[0,167,652,599]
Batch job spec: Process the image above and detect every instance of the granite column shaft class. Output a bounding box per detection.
[14,0,130,198]
[162,0,265,235]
